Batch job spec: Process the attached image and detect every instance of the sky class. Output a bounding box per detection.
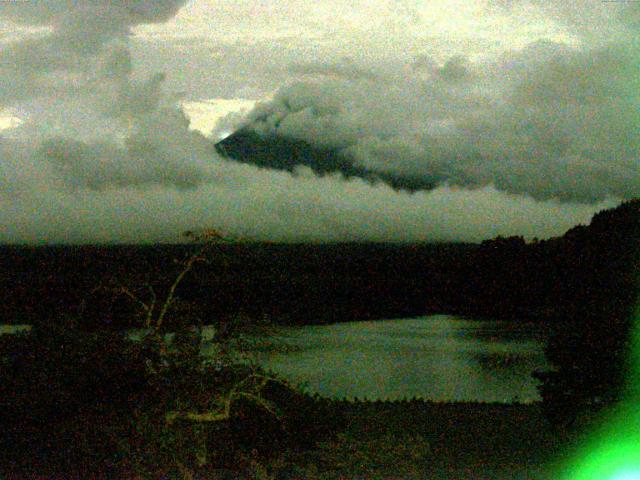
[0,0,636,244]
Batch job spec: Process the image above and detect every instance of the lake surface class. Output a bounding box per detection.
[0,315,550,403]
[0,325,31,335]
[251,315,550,403]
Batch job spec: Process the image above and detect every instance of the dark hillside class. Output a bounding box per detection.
[215,128,439,191]
[0,242,474,329]
[1,200,638,335]
[1,199,639,436]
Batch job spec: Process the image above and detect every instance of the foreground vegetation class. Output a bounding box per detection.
[0,321,336,478]
[0,321,566,480]
[273,400,566,480]
[0,232,329,478]
[1,199,639,477]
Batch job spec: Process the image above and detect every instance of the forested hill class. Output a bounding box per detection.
[0,199,638,330]
[532,199,640,420]
[0,242,474,328]
[448,198,640,322]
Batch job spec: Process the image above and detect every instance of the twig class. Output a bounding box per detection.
[117,284,151,315]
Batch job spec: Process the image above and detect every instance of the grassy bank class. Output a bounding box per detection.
[265,400,565,480]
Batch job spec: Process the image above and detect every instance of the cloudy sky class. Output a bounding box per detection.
[0,0,636,243]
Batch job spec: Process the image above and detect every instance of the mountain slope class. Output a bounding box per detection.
[215,128,438,191]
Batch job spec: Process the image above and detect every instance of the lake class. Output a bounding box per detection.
[250,315,550,403]
[0,315,550,403]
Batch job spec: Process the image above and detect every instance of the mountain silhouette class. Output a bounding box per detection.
[215,127,439,191]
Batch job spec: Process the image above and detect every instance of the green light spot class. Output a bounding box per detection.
[565,434,640,479]
[561,307,640,479]
[564,429,640,477]
[611,472,640,480]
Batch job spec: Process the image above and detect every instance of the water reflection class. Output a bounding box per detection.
[0,325,31,335]
[254,315,549,403]
[0,317,549,403]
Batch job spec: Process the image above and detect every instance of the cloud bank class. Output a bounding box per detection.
[238,38,640,203]
[0,1,626,244]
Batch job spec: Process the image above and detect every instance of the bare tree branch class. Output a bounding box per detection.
[144,285,157,328]
[118,284,151,314]
[153,229,228,332]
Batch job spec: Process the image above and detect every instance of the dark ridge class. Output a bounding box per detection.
[215,127,439,191]
[1,199,639,435]
[1,200,639,332]
[0,241,475,329]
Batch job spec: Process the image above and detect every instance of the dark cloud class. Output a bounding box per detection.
[0,1,188,106]
[412,54,438,72]
[0,153,613,244]
[0,1,188,27]
[40,110,212,191]
[227,38,640,203]
[487,0,640,39]
[435,56,472,82]
[101,46,134,79]
[111,72,168,117]
[0,0,625,243]
[288,59,380,81]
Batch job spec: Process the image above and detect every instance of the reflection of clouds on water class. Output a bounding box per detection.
[256,316,549,402]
